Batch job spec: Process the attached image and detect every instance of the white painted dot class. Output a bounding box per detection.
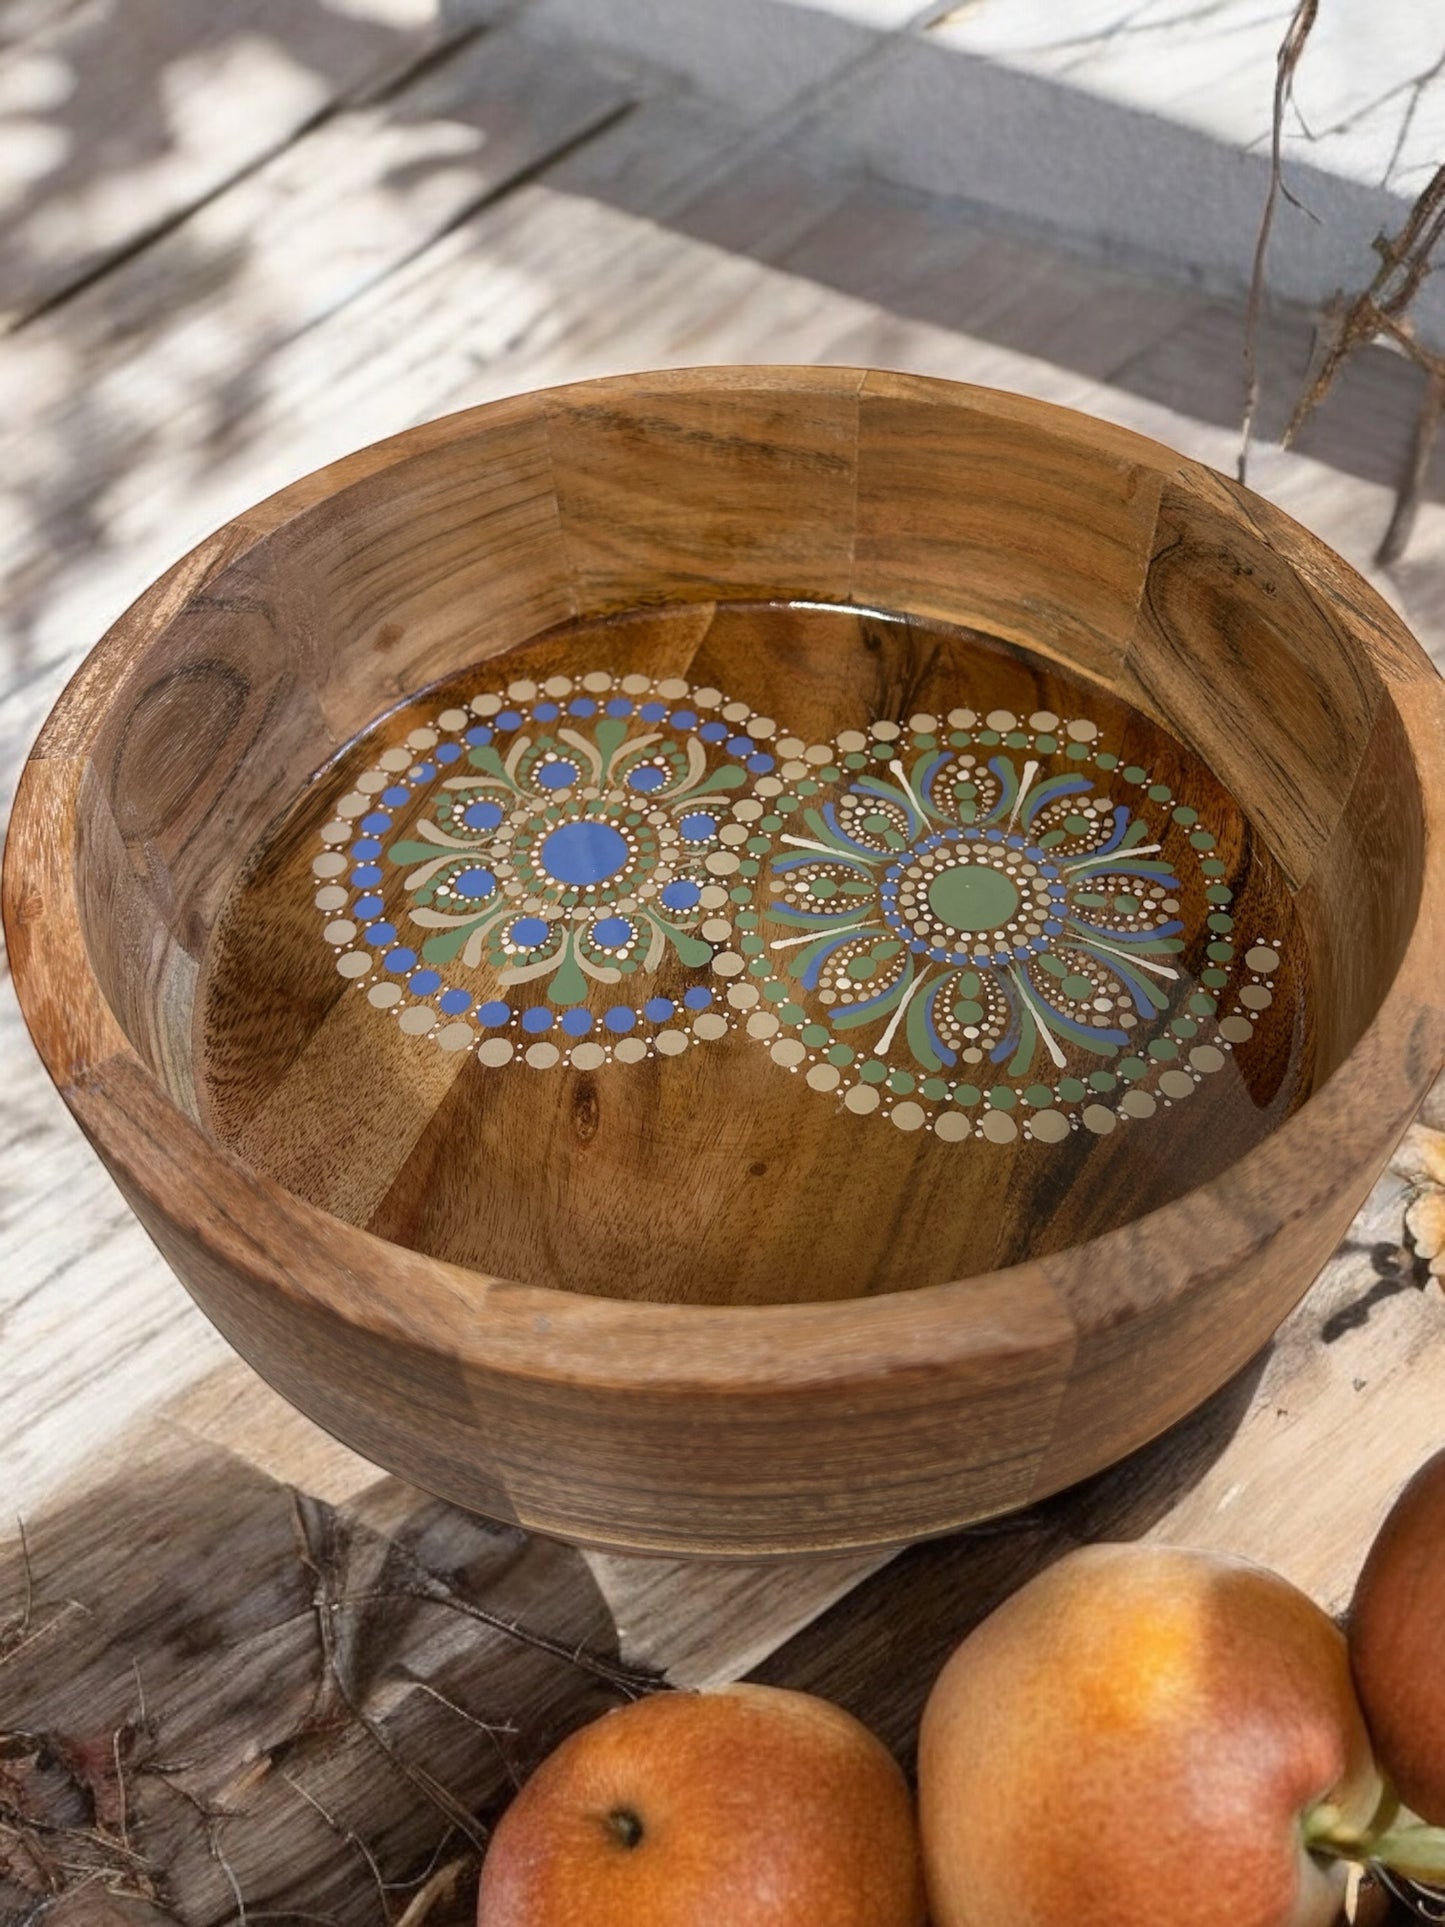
[525,1040,561,1069]
[621,673,651,695]
[399,1005,435,1035]
[981,1110,1018,1143]
[583,671,613,693]
[1121,1089,1157,1119]
[323,919,357,945]
[615,1036,648,1063]
[1219,1016,1254,1044]
[471,693,502,717]
[313,853,348,878]
[478,1037,514,1067]
[1246,946,1281,973]
[694,1013,729,1041]
[438,1022,475,1053]
[656,1029,689,1057]
[701,918,733,943]
[1189,1045,1225,1074]
[336,951,370,978]
[438,707,470,731]
[1158,1069,1195,1100]
[728,983,761,1010]
[1066,718,1099,742]
[747,1011,781,1040]
[507,680,538,702]
[571,1042,607,1071]
[369,983,402,1008]
[891,1100,926,1132]
[837,731,868,753]
[407,727,439,751]
[1081,1104,1116,1135]
[1028,1109,1070,1142]
[806,1062,841,1092]
[1029,711,1059,731]
[315,886,348,912]
[985,710,1017,732]
[844,1083,881,1115]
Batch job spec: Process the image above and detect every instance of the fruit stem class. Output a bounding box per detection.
[1307,1796,1445,1885]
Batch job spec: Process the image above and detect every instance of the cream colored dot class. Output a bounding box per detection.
[1121,1090,1157,1119]
[1081,1103,1116,1135]
[323,919,357,945]
[506,680,538,702]
[694,687,723,709]
[1158,1069,1195,1100]
[728,983,761,1010]
[381,746,414,770]
[357,771,389,795]
[804,743,832,765]
[313,852,349,878]
[1028,1109,1071,1142]
[718,701,747,723]
[711,951,746,978]
[947,708,977,729]
[985,709,1016,732]
[694,1013,729,1041]
[439,1022,475,1053]
[615,1035,648,1063]
[407,727,439,751]
[471,693,502,717]
[732,799,764,823]
[315,885,348,911]
[437,707,470,731]
[891,1100,926,1132]
[369,983,402,1008]
[621,673,651,695]
[747,716,776,739]
[701,918,733,943]
[837,730,868,754]
[747,1011,781,1039]
[781,760,808,782]
[525,1040,560,1068]
[543,675,573,698]
[844,1082,881,1115]
[1066,718,1099,742]
[934,1111,972,1141]
[571,1042,607,1071]
[583,671,613,693]
[1190,1045,1225,1074]
[336,951,370,978]
[700,885,730,910]
[1240,985,1274,1011]
[399,1005,435,1035]
[654,1029,688,1058]
[1246,946,1281,973]
[870,720,901,742]
[336,792,368,818]
[807,1061,841,1092]
[908,713,937,734]
[1029,710,1059,731]
[1219,1016,1254,1044]
[478,1036,514,1066]
[769,1038,806,1068]
[719,823,750,846]
[654,677,687,700]
[755,777,784,799]
[320,820,351,844]
[705,852,740,876]
[981,1110,1018,1143]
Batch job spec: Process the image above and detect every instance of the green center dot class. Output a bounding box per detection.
[954,1084,982,1107]
[860,1059,888,1084]
[928,863,1021,932]
[988,1086,1017,1111]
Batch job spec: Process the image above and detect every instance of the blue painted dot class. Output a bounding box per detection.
[1006,834,1025,849]
[385,947,417,974]
[606,698,633,718]
[353,894,384,918]
[669,709,697,729]
[537,761,579,791]
[568,697,597,718]
[678,812,716,843]
[435,742,462,764]
[683,986,712,1011]
[661,879,701,912]
[409,969,441,996]
[985,829,1004,842]
[521,1006,553,1034]
[479,999,511,1027]
[365,922,396,947]
[439,988,472,1015]
[604,1006,637,1033]
[726,735,752,757]
[910,940,927,954]
[628,765,667,793]
[533,701,560,722]
[411,765,435,784]
[592,916,633,948]
[639,701,668,722]
[361,811,392,834]
[747,754,774,774]
[351,866,383,889]
[644,997,674,1023]
[539,822,629,887]
[561,1008,593,1037]
[1044,919,1064,935]
[510,916,550,948]
[463,801,504,832]
[495,710,523,731]
[466,725,493,746]
[381,786,410,807]
[350,838,382,859]
[699,721,728,742]
[453,867,497,899]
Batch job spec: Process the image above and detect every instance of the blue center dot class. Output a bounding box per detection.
[627,765,667,794]
[661,879,701,912]
[592,916,634,949]
[537,760,579,791]
[462,800,504,832]
[678,812,717,843]
[509,915,551,949]
[539,820,630,887]
[452,867,496,900]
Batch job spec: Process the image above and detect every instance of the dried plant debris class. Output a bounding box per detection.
[0,1439,658,1925]
[1398,1123,1445,1285]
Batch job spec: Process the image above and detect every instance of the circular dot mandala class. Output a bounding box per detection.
[312,681,1281,1137]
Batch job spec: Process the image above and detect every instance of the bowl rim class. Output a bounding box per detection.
[6,364,1445,1396]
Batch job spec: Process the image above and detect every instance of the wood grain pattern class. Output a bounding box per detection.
[6,368,1444,1558]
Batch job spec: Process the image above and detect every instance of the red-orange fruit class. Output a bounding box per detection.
[919,1544,1383,1927]
[1350,1448,1445,1824]
[476,1683,926,1926]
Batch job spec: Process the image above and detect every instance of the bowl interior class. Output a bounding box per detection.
[67,374,1425,1307]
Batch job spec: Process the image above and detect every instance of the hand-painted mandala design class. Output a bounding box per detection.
[313,685,1283,1135]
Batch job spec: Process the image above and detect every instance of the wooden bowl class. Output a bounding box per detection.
[7,368,1444,1557]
